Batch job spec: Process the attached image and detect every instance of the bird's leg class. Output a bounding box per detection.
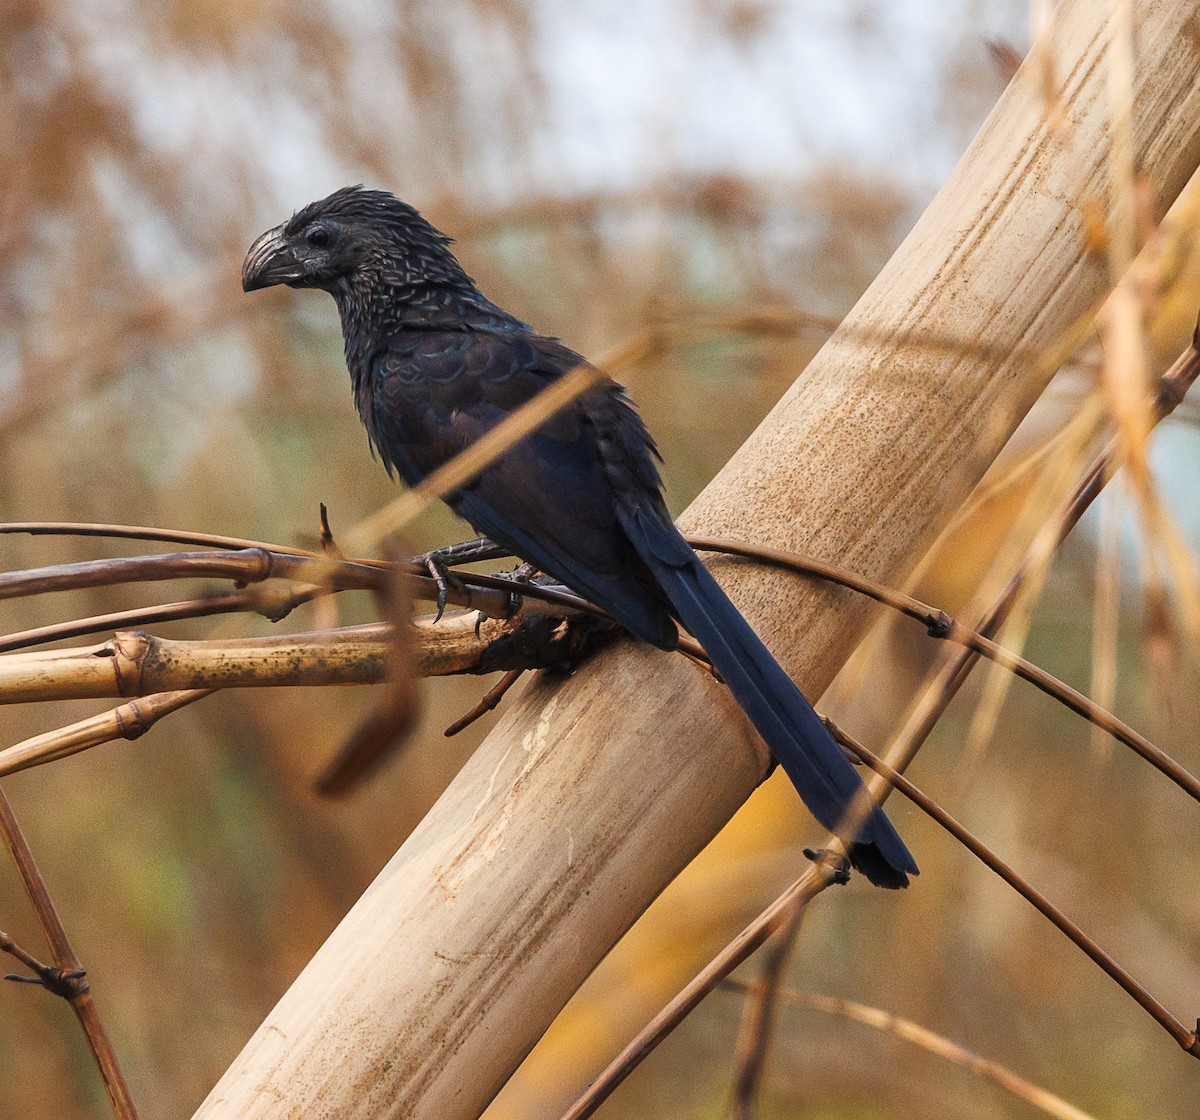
[464,561,544,637]
[410,538,508,623]
[409,537,510,569]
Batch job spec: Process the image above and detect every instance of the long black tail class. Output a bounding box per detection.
[622,509,918,888]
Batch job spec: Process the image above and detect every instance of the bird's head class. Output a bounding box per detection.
[242,185,470,295]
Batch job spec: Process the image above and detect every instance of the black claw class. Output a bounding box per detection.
[423,553,464,623]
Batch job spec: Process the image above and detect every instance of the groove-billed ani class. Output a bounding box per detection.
[242,185,917,888]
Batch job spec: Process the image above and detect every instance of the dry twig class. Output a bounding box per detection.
[444,669,525,737]
[719,980,1099,1120]
[729,891,807,1120]
[0,691,212,778]
[0,789,138,1118]
[828,722,1198,1055]
[687,536,1200,805]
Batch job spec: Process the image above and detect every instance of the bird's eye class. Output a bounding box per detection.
[305,227,332,248]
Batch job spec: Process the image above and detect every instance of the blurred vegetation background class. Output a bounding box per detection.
[2,1,1200,1117]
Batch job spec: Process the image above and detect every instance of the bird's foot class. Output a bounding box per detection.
[410,538,507,622]
[421,552,468,623]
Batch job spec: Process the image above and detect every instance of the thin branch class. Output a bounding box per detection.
[437,569,600,618]
[0,545,596,624]
[444,669,525,737]
[730,892,807,1120]
[559,862,833,1120]
[0,690,213,778]
[0,587,322,654]
[0,789,139,1118]
[826,721,1199,1056]
[0,548,380,602]
[1,928,65,984]
[687,535,1200,805]
[719,981,1100,1120]
[0,521,495,566]
[0,520,328,558]
[0,795,82,971]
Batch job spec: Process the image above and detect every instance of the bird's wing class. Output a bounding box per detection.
[366,329,677,646]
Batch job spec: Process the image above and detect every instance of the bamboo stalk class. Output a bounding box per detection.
[0,691,213,777]
[0,615,526,704]
[5,536,1189,802]
[194,4,1200,1117]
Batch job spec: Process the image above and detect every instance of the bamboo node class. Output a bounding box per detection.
[800,848,851,885]
[110,631,150,697]
[925,610,954,638]
[246,548,274,584]
[41,966,90,1000]
[114,699,153,741]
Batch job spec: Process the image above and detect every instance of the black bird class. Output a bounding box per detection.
[242,185,918,888]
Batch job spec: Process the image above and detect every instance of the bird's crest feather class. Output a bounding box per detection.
[284,185,455,250]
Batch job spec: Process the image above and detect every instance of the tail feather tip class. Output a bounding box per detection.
[850,841,919,890]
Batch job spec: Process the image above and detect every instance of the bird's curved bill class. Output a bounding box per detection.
[242,226,301,291]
